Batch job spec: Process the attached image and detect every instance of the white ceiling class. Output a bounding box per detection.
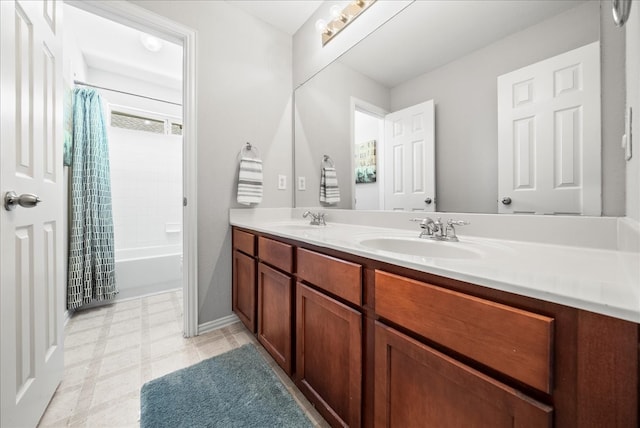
[226,0,322,35]
[64,4,183,90]
[64,1,320,90]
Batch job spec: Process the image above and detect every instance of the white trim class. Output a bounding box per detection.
[66,0,199,337]
[198,314,240,335]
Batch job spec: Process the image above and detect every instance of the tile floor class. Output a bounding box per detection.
[38,290,329,427]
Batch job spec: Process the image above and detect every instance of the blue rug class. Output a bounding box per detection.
[140,344,313,428]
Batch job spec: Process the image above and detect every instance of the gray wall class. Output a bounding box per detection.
[295,61,390,208]
[132,1,293,325]
[390,1,624,214]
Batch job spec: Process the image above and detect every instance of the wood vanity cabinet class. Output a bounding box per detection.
[232,229,256,332]
[374,271,554,427]
[295,249,363,427]
[256,237,294,375]
[230,227,638,428]
[374,322,553,427]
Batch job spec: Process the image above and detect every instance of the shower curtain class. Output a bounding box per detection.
[67,88,117,309]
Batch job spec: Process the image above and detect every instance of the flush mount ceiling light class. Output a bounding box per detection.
[140,33,163,52]
[315,0,377,46]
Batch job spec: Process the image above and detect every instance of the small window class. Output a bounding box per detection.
[111,111,165,134]
[171,123,183,135]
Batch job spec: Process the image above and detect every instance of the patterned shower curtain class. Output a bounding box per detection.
[67,88,117,309]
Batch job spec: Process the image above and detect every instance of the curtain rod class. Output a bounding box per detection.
[73,80,182,107]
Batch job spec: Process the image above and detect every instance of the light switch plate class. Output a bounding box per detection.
[278,174,287,190]
[298,176,306,191]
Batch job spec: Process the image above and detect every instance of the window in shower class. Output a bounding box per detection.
[110,108,182,136]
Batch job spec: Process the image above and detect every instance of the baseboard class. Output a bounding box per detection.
[198,314,240,335]
[63,309,72,327]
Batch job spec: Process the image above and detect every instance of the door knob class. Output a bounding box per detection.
[501,196,512,205]
[4,191,42,211]
[424,197,432,205]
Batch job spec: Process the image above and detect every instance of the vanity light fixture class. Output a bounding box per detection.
[315,0,376,46]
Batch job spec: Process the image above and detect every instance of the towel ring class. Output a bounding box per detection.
[240,142,260,159]
[322,155,335,168]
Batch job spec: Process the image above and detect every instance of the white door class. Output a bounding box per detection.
[383,100,436,211]
[1,1,64,426]
[497,42,601,215]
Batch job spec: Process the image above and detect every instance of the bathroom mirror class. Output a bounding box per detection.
[294,0,625,215]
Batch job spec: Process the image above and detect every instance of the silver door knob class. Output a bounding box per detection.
[424,198,432,205]
[501,196,512,205]
[4,191,42,211]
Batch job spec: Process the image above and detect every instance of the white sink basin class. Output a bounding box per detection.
[359,237,483,259]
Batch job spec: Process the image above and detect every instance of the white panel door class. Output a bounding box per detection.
[384,100,435,211]
[497,42,601,215]
[1,0,64,426]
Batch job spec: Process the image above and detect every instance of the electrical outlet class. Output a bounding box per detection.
[278,174,287,190]
[298,176,306,191]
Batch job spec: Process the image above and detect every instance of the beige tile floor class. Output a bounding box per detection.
[38,290,329,427]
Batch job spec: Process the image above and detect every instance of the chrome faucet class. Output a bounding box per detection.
[410,217,469,241]
[303,211,327,226]
[410,217,439,238]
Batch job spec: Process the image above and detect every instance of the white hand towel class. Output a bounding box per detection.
[320,166,340,204]
[237,157,263,205]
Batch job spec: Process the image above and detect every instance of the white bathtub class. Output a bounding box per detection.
[114,245,182,300]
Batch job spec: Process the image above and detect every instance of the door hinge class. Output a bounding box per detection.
[183,197,187,207]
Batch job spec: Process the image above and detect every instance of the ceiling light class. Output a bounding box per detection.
[140,33,163,52]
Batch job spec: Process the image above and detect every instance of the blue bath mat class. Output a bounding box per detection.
[140,344,313,428]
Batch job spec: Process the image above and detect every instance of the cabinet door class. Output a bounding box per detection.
[375,322,553,428]
[257,262,293,375]
[296,282,362,427]
[232,250,256,332]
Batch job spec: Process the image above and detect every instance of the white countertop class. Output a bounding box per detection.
[230,216,640,324]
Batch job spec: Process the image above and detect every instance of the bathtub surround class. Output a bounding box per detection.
[68,88,117,309]
[115,246,182,301]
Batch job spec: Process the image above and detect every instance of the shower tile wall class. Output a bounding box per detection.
[109,126,182,252]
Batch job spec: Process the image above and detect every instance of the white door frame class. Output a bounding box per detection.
[65,0,198,337]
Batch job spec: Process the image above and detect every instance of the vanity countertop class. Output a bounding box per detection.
[230,217,640,324]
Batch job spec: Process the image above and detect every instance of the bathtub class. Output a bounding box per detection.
[114,245,182,300]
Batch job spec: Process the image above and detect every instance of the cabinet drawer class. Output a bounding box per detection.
[258,236,293,273]
[297,248,362,305]
[375,270,554,393]
[375,322,552,427]
[233,228,255,256]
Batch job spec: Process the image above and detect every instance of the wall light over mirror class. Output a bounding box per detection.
[315,0,377,46]
[294,0,626,216]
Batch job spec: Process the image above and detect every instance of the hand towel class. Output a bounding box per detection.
[320,166,340,204]
[237,157,263,205]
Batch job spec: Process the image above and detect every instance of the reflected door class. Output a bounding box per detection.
[383,100,436,211]
[0,1,65,426]
[497,42,601,215]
